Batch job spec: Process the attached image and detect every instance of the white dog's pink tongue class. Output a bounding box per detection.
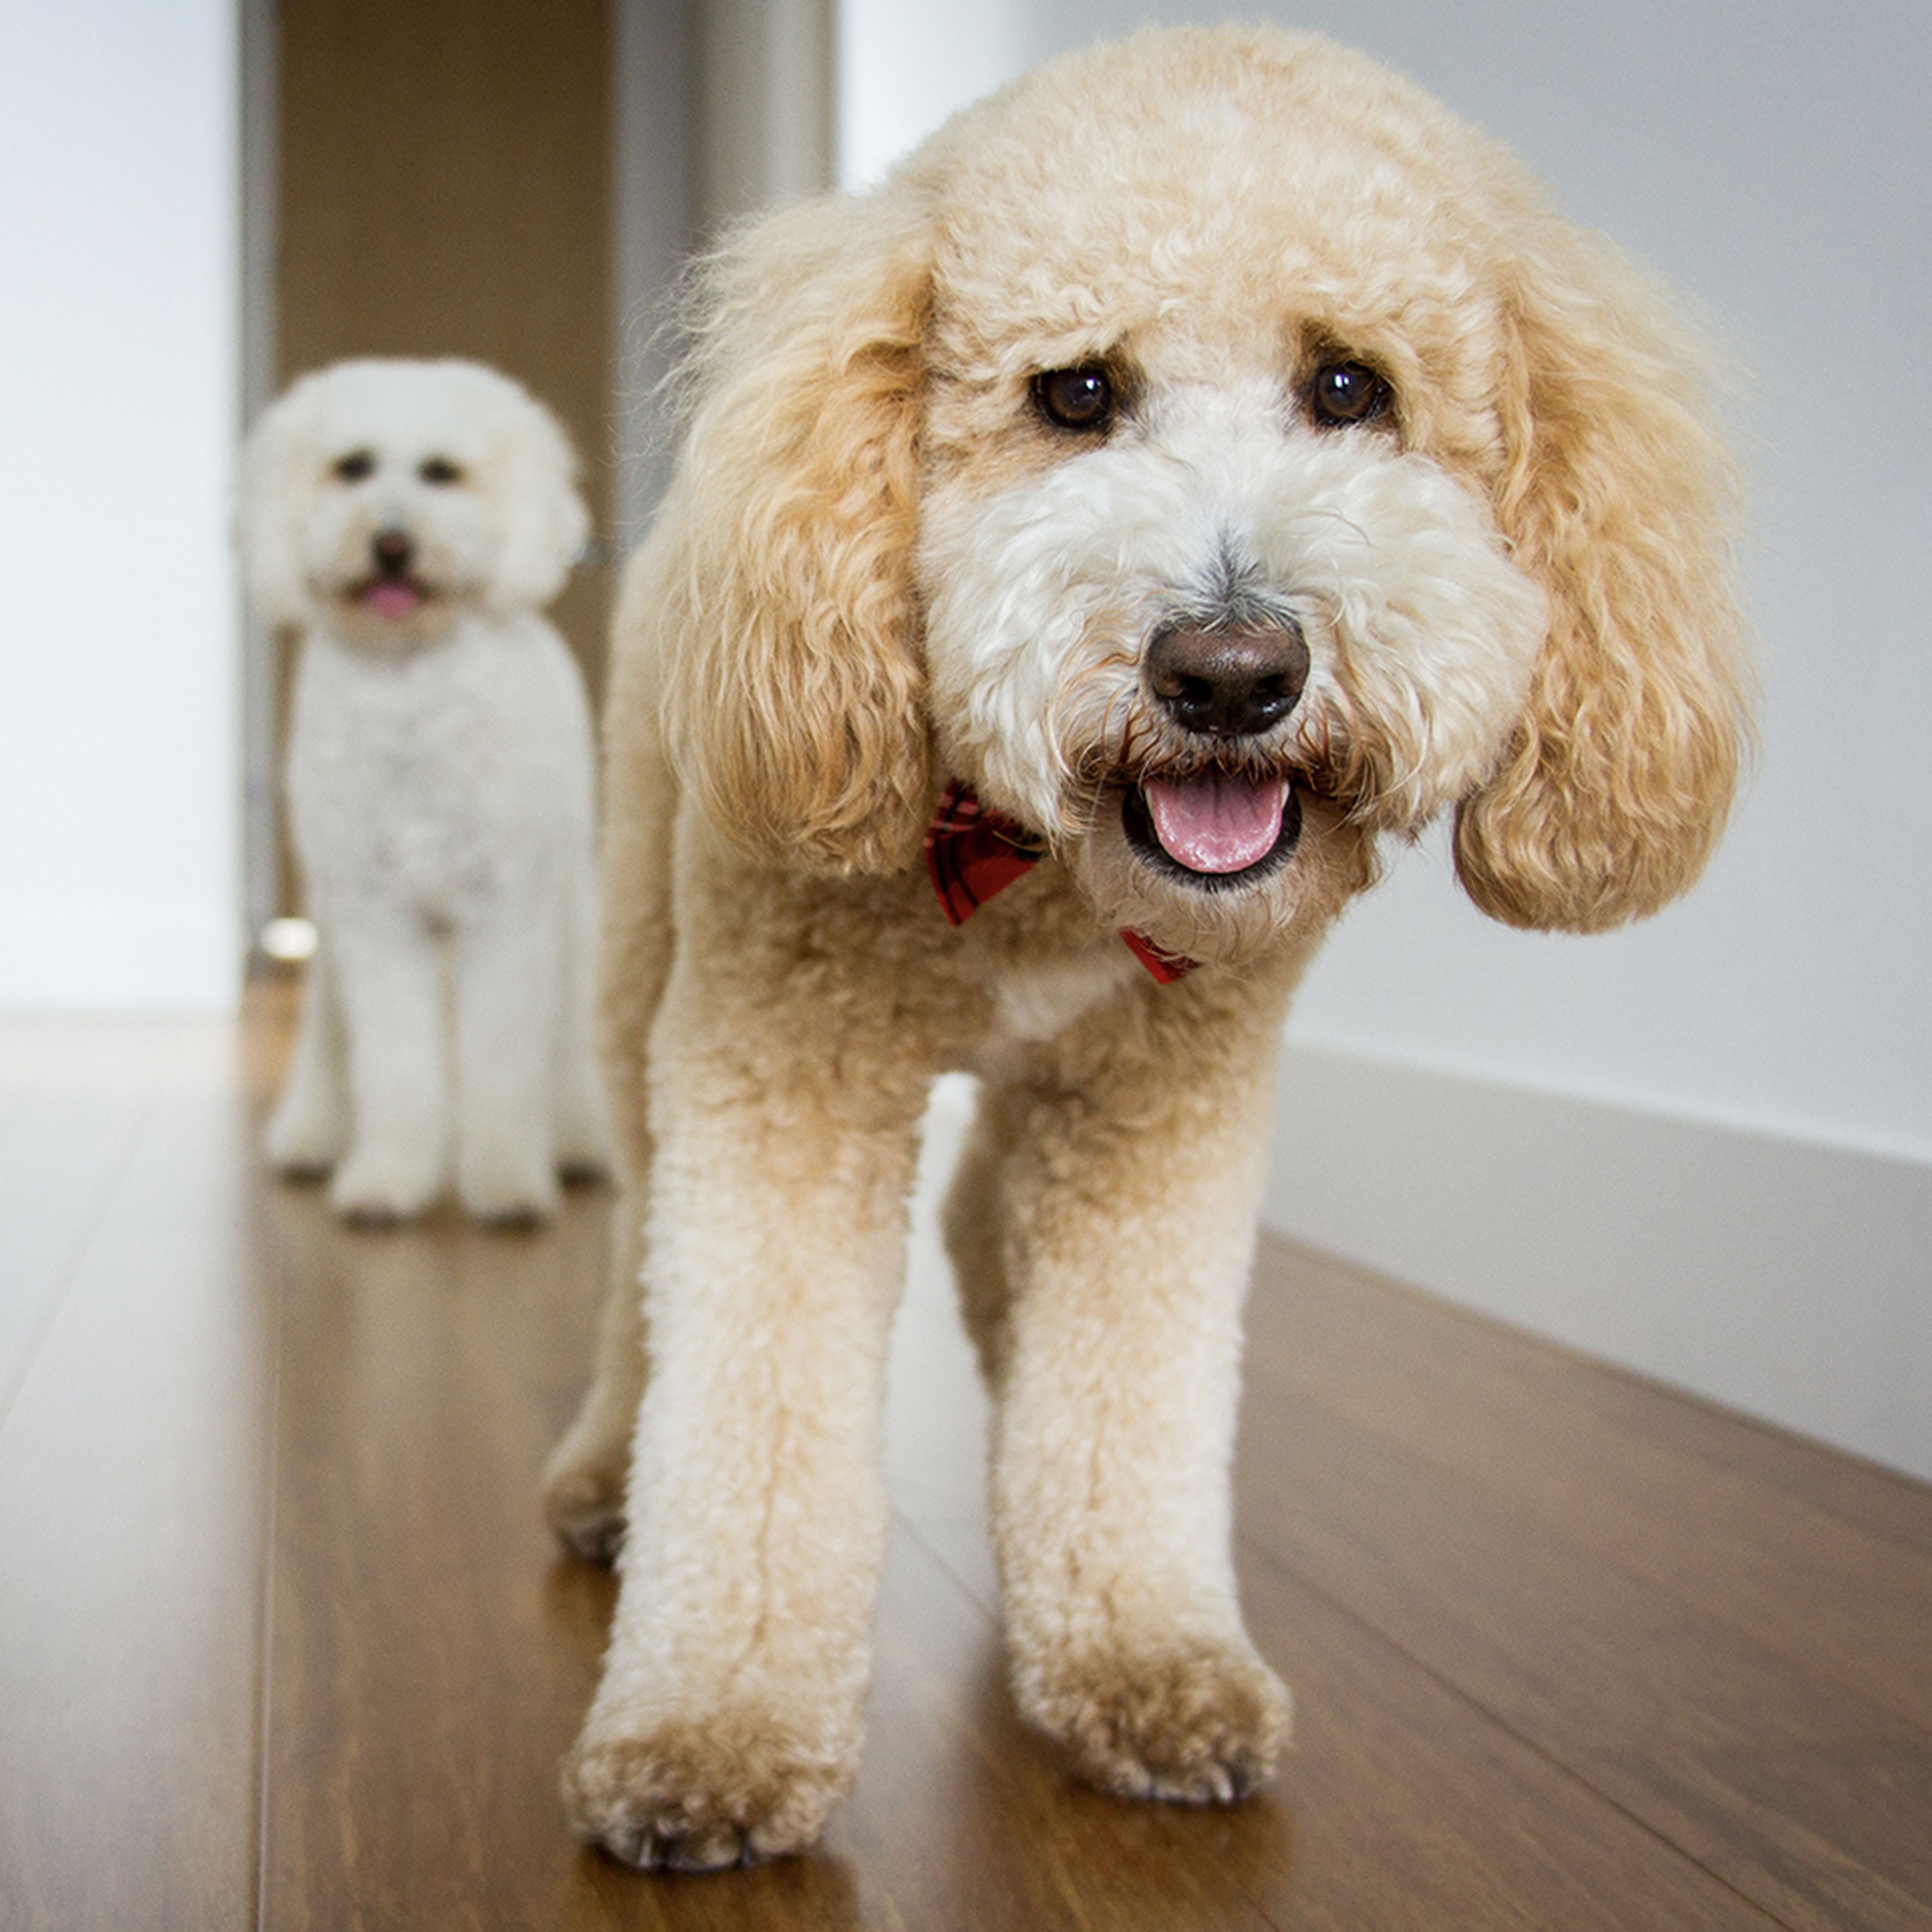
[1143,772,1289,873]
[363,581,422,619]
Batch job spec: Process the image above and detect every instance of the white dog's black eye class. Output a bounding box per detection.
[419,456,464,485]
[1032,366,1115,433]
[1308,362,1392,428]
[332,449,375,482]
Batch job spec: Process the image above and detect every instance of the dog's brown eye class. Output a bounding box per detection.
[1032,366,1114,433]
[333,449,375,482]
[419,456,463,485]
[1308,362,1391,428]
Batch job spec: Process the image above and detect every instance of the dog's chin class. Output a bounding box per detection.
[1065,774,1366,971]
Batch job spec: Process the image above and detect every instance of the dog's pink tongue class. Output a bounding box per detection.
[362,581,423,619]
[1143,772,1289,874]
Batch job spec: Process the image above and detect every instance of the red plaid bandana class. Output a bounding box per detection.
[923,781,1196,984]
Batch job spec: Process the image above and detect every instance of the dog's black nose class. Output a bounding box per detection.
[1148,622,1310,737]
[371,529,415,577]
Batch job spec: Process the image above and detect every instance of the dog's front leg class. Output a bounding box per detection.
[450,900,566,1222]
[325,906,450,1220]
[564,937,928,1871]
[263,934,350,1175]
[985,995,1292,1803]
[549,850,614,1180]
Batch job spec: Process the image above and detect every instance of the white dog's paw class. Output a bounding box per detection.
[555,1146,612,1187]
[456,1150,559,1226]
[1016,1636,1290,1803]
[329,1145,444,1223]
[552,1104,614,1186]
[541,1431,628,1564]
[564,1712,855,1872]
[263,1100,346,1178]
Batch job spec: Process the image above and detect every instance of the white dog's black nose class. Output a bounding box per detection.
[1148,623,1310,737]
[371,529,415,577]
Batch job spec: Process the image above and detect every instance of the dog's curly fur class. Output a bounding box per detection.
[243,358,613,1222]
[546,26,1749,1869]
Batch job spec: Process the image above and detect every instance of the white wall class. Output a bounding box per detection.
[838,0,1029,190]
[0,0,243,1011]
[838,1,1932,1478]
[612,0,695,554]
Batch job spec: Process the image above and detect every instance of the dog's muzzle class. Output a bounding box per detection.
[1125,622,1308,885]
[353,527,431,621]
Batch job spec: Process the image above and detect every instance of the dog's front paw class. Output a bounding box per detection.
[541,1432,628,1564]
[1017,1637,1290,1803]
[564,1714,854,1872]
[263,1100,346,1178]
[552,1110,614,1186]
[457,1148,559,1226]
[329,1146,443,1223]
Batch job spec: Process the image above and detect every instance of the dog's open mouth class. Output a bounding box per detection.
[353,578,432,620]
[1122,770,1303,887]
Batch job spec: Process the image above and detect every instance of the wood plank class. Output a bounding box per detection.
[0,1033,150,1415]
[254,1178,631,1932]
[825,1528,1283,1932]
[9,996,1923,1928]
[251,1158,1272,1930]
[856,1520,1780,1932]
[255,1046,1773,1930]
[1246,1232,1932,1724]
[872,1185,1779,1929]
[1232,1547,1779,1930]
[0,1021,272,1932]
[1239,1233,1932,1932]
[0,1018,272,1407]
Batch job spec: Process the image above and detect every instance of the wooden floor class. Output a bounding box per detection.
[4,985,1930,1930]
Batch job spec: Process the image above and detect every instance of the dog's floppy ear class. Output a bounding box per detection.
[647,189,933,876]
[237,375,324,627]
[485,375,591,613]
[1453,226,1751,931]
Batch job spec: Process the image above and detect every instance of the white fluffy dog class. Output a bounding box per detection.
[242,357,612,1223]
[544,27,1750,1869]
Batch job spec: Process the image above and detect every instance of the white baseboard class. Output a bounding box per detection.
[1264,1041,1932,1487]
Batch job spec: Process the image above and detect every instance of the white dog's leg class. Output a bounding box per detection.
[564,959,928,1872]
[450,904,564,1223]
[264,936,351,1175]
[326,908,450,1221]
[982,1011,1292,1803]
